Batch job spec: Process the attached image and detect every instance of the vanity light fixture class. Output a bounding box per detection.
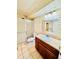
[44,11,60,21]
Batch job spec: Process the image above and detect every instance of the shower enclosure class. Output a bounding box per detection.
[17,18,34,44]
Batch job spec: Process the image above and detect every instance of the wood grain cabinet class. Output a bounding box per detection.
[35,37,59,59]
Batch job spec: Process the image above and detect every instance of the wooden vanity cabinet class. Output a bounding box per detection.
[35,37,59,59]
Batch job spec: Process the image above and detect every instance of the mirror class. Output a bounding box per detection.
[43,10,61,37]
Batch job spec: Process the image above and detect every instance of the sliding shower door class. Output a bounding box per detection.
[17,18,26,44]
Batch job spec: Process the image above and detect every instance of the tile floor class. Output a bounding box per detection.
[17,41,43,59]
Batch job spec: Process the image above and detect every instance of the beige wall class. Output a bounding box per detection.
[53,20,61,37]
[34,16,44,33]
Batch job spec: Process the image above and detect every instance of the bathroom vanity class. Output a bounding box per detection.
[35,34,60,59]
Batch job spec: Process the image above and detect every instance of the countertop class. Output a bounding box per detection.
[36,34,61,51]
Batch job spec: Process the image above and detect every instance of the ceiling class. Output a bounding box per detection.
[28,0,61,19]
[17,0,53,19]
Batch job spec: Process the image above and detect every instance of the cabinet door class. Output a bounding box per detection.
[38,44,46,59]
[45,47,57,59]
